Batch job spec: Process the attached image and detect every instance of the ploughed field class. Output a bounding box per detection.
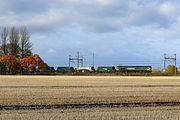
[0,76,180,120]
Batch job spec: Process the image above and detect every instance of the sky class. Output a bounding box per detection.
[0,0,180,67]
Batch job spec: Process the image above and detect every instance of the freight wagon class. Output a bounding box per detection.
[40,66,55,73]
[76,66,95,73]
[56,67,74,73]
[96,66,116,73]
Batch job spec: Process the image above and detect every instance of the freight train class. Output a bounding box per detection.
[46,65,152,73]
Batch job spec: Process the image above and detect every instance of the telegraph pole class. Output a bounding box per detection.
[68,56,71,73]
[81,56,83,67]
[164,53,166,70]
[175,54,177,74]
[93,52,95,67]
[77,51,79,68]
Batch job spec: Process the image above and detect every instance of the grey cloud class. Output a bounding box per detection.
[0,0,51,14]
[0,0,179,33]
[57,0,179,33]
[1,0,180,66]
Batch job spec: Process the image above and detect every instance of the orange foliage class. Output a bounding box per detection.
[0,55,19,68]
[0,54,45,73]
[20,54,45,70]
[0,55,20,74]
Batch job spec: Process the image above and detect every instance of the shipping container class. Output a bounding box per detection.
[56,67,74,73]
[96,66,115,73]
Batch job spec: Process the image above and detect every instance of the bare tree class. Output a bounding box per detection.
[9,27,20,57]
[19,26,32,58]
[0,27,9,55]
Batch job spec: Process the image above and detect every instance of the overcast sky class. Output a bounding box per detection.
[1,0,180,67]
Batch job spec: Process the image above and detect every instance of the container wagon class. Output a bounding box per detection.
[56,67,74,73]
[96,66,115,73]
[76,66,95,73]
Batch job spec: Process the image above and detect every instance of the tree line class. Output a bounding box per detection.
[0,26,46,75]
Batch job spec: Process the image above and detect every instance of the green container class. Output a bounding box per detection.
[96,66,115,73]
[49,67,55,72]
[38,66,55,73]
[56,67,74,73]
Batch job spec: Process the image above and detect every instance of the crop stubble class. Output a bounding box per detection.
[0,76,180,120]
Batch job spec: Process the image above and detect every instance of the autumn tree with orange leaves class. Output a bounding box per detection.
[20,54,45,73]
[0,55,20,74]
[0,54,46,74]
[0,26,47,75]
